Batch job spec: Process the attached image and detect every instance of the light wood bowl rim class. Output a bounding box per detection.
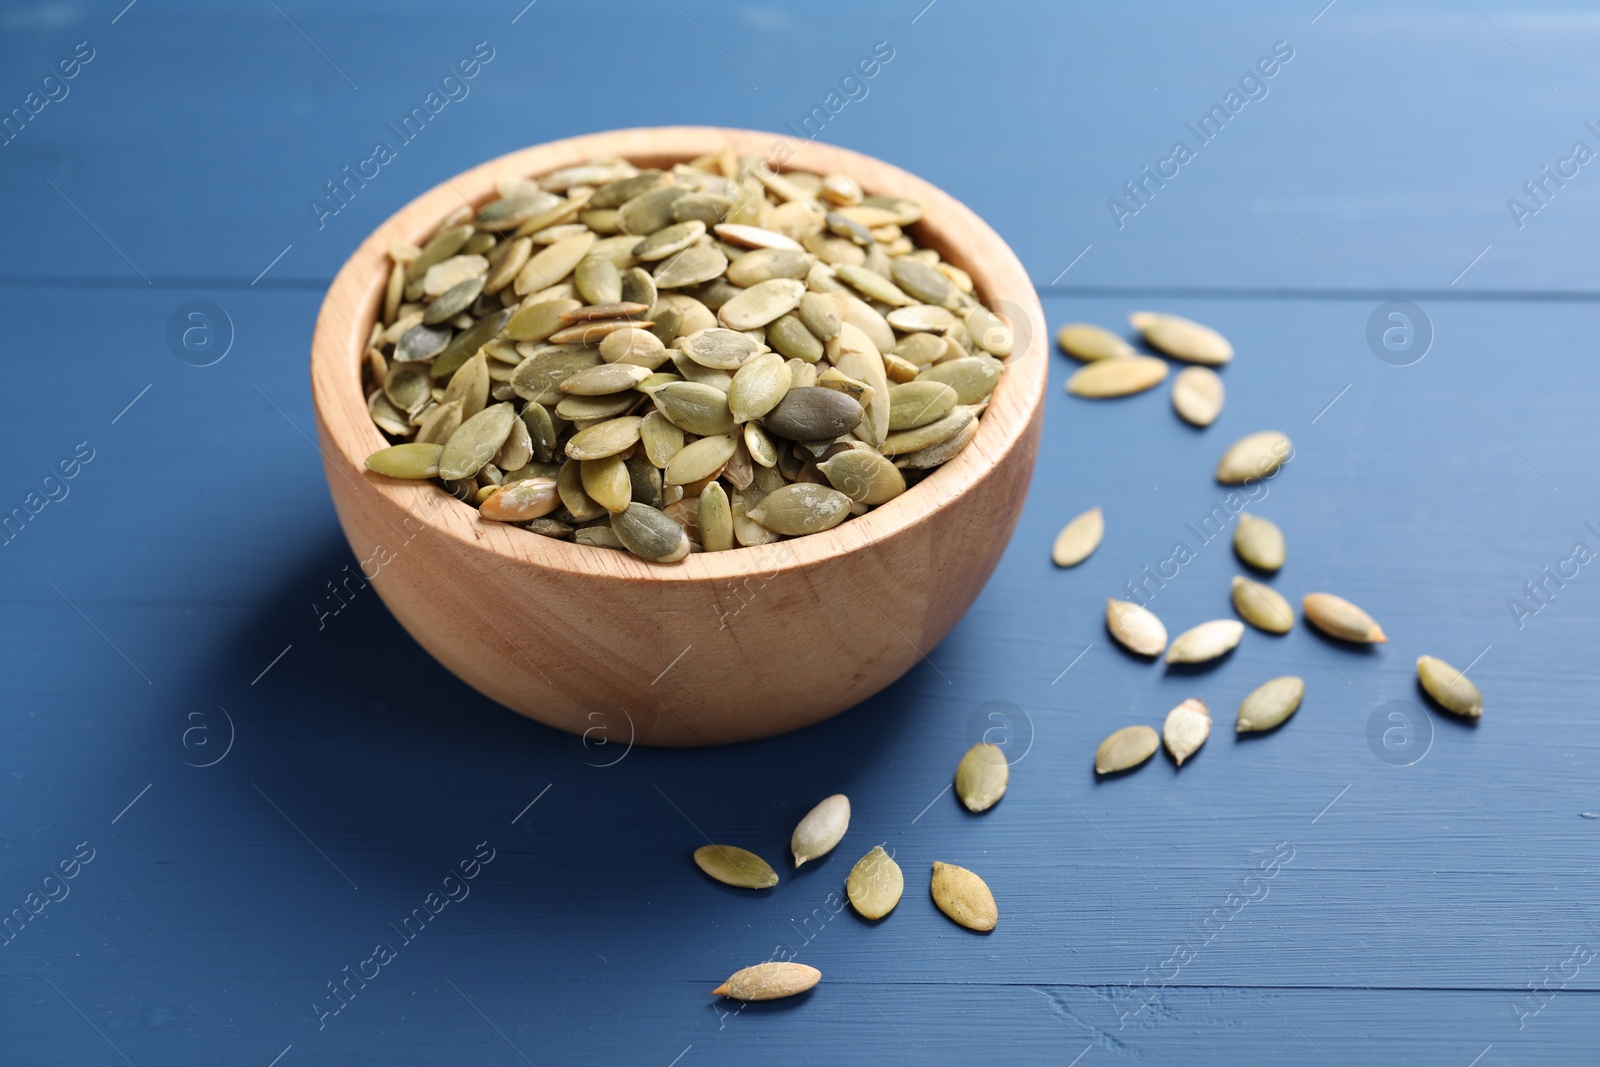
[310,125,1046,583]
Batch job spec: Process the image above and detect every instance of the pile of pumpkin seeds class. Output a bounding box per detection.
[361,151,1015,563]
[1054,312,1486,776]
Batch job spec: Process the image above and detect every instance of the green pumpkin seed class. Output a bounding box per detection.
[1131,310,1233,365]
[521,402,558,461]
[955,742,1008,812]
[554,391,637,422]
[727,248,814,286]
[1216,431,1292,484]
[1051,506,1103,567]
[613,502,691,562]
[1165,619,1245,664]
[846,846,903,920]
[693,844,778,889]
[713,962,819,1001]
[580,455,632,513]
[930,861,997,932]
[892,332,947,368]
[1303,593,1387,643]
[681,327,765,370]
[719,278,807,331]
[766,313,824,363]
[557,458,606,522]
[566,416,643,460]
[652,381,736,435]
[894,415,978,469]
[421,254,488,297]
[431,308,513,380]
[1095,725,1160,774]
[798,291,842,341]
[598,326,667,368]
[1163,699,1211,766]
[1171,366,1225,427]
[666,434,736,486]
[558,362,652,397]
[367,390,410,436]
[727,352,792,424]
[881,407,974,456]
[1416,655,1483,719]
[619,265,657,308]
[505,298,583,343]
[834,263,915,307]
[1234,513,1285,571]
[965,306,1014,357]
[366,442,443,479]
[1231,576,1294,634]
[748,483,852,535]
[514,232,596,296]
[818,448,905,505]
[917,357,1002,405]
[887,381,959,431]
[698,482,734,551]
[511,348,603,405]
[1107,598,1167,656]
[484,236,532,295]
[634,220,706,261]
[889,255,958,308]
[573,255,622,306]
[671,193,732,227]
[886,304,959,334]
[742,422,778,468]
[618,186,688,235]
[790,794,850,867]
[1236,676,1305,733]
[1066,356,1168,398]
[395,321,452,362]
[639,410,685,468]
[406,223,472,280]
[478,477,560,522]
[439,402,516,481]
[589,170,667,210]
[440,351,490,419]
[652,243,727,288]
[414,397,465,445]
[1056,322,1135,362]
[384,361,433,414]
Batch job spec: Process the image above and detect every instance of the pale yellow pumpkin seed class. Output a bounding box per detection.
[930,861,997,932]
[1236,676,1305,733]
[1162,699,1211,766]
[1234,513,1285,571]
[1056,322,1135,362]
[1066,356,1168,398]
[790,794,850,867]
[1416,655,1483,719]
[1051,506,1103,567]
[846,846,903,920]
[954,742,1008,813]
[1302,592,1387,643]
[1215,431,1292,484]
[1171,365,1225,427]
[1095,725,1160,774]
[713,962,819,1001]
[1106,599,1167,656]
[1231,576,1294,634]
[1165,619,1245,664]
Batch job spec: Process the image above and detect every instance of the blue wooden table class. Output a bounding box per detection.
[4,2,1597,1063]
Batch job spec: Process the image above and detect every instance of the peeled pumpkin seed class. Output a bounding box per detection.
[881,407,973,456]
[554,392,636,422]
[478,477,560,522]
[719,278,806,330]
[1131,310,1233,365]
[1056,322,1135,362]
[559,362,652,396]
[511,348,602,405]
[748,483,852,535]
[965,306,1014,357]
[887,381,959,431]
[1106,599,1167,656]
[1051,506,1103,567]
[889,255,958,308]
[566,416,643,461]
[1216,431,1292,484]
[634,220,705,261]
[1165,619,1245,664]
[573,255,622,306]
[1095,725,1160,774]
[514,232,595,296]
[713,962,820,1001]
[798,291,842,340]
[557,458,606,522]
[599,326,667,367]
[714,223,803,251]
[1066,356,1168,398]
[439,403,515,480]
[1171,365,1225,427]
[818,449,904,505]
[613,502,691,563]
[727,352,791,423]
[1234,513,1285,571]
[1237,676,1305,733]
[954,742,1008,812]
[917,357,1002,405]
[698,482,734,552]
[894,416,978,469]
[366,442,444,479]
[367,391,412,436]
[846,846,903,920]
[652,381,737,435]
[1231,576,1294,634]
[395,321,452,362]
[1416,655,1483,719]
[1163,699,1211,767]
[1303,592,1386,643]
[581,455,632,513]
[693,844,778,889]
[681,327,764,370]
[652,243,727,288]
[767,313,824,363]
[930,861,997,932]
[666,434,737,486]
[639,410,684,468]
[505,298,583,343]
[790,794,850,867]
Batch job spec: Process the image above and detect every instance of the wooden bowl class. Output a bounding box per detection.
[310,126,1046,746]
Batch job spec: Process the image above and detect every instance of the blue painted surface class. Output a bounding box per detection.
[2,2,1598,1064]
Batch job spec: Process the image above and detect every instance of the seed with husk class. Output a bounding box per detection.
[1056,322,1135,362]
[613,502,691,563]
[1233,514,1285,571]
[1237,676,1306,733]
[478,477,560,522]
[1051,506,1103,567]
[693,844,778,889]
[1171,366,1225,427]
[1302,592,1387,643]
[652,381,737,435]
[712,962,820,1001]
[366,442,443,479]
[954,742,1008,813]
[846,846,904,920]
[1130,311,1233,365]
[818,449,904,505]
[790,794,850,867]
[438,403,516,480]
[1066,356,1168,398]
[727,352,792,423]
[748,483,852,535]
[1162,698,1211,766]
[762,386,863,441]
[888,381,959,431]
[1231,576,1294,634]
[930,861,997,932]
[1165,619,1245,664]
[1416,655,1483,719]
[1216,431,1292,484]
[1106,599,1167,657]
[666,434,736,486]
[1095,725,1160,774]
[698,482,734,551]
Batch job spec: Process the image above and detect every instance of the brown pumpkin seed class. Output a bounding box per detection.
[1236,676,1305,733]
[1095,725,1160,774]
[1302,592,1387,643]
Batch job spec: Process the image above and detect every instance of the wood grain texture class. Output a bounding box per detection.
[310,126,1047,745]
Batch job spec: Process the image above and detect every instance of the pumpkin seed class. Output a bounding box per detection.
[559,363,652,396]
[762,386,863,441]
[1131,310,1233,365]
[1236,676,1305,733]
[1231,576,1293,634]
[512,348,604,404]
[617,185,687,235]
[1051,506,1103,567]
[681,327,765,370]
[565,416,643,461]
[406,223,472,280]
[728,352,792,423]
[653,381,736,435]
[965,306,1014,357]
[917,357,1002,405]
[726,248,813,286]
[414,397,464,446]
[613,502,691,563]
[798,291,842,340]
[554,392,637,422]
[718,278,807,331]
[846,846,903,920]
[835,263,915,307]
[1107,598,1167,657]
[881,407,974,456]
[639,410,684,468]
[557,458,606,522]
[698,482,734,552]
[505,298,583,343]
[1171,366,1225,427]
[581,455,632,513]
[440,351,490,419]
[748,483,852,535]
[714,223,803,251]
[1163,699,1211,767]
[1233,513,1285,571]
[652,243,727,288]
[589,170,667,210]
[713,962,820,1001]
[955,742,1008,812]
[1095,725,1160,774]
[478,477,560,521]
[598,326,667,368]
[889,256,958,308]
[421,254,488,297]
[395,321,452,362]
[634,220,706,262]
[666,434,737,486]
[766,313,824,363]
[1165,619,1245,664]
[894,416,978,469]
[1066,356,1169,398]
[384,361,433,414]
[573,255,622,306]
[930,861,997,932]
[887,381,959,432]
[366,442,443,479]
[1303,593,1387,643]
[514,232,596,296]
[1056,322,1135,362]
[1215,431,1292,484]
[693,844,779,889]
[1417,655,1483,719]
[818,448,904,505]
[619,265,657,307]
[886,304,958,333]
[790,794,850,867]
[432,308,513,380]
[438,403,515,480]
